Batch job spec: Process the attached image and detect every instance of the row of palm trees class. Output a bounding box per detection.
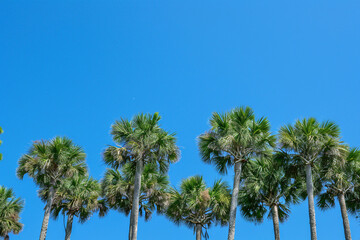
[0,107,359,240]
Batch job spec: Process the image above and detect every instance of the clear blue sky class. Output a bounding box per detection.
[1,0,360,239]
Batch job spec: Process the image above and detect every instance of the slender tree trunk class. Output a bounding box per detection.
[128,218,133,240]
[64,214,74,240]
[227,162,242,240]
[271,205,280,240]
[129,160,144,240]
[4,234,9,240]
[338,193,352,240]
[39,186,56,240]
[305,164,317,240]
[196,224,202,240]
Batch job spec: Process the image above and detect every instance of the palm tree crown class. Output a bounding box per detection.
[318,147,360,210]
[17,136,87,187]
[47,175,103,221]
[279,118,341,165]
[198,107,275,174]
[0,186,24,239]
[101,163,170,220]
[104,113,180,173]
[238,155,301,240]
[166,176,231,240]
[45,175,104,240]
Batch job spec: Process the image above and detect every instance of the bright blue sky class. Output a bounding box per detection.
[1,0,360,239]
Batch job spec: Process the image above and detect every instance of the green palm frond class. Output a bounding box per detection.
[104,113,180,174]
[101,163,170,220]
[198,106,275,173]
[17,137,87,188]
[0,186,24,237]
[166,176,231,235]
[239,154,301,224]
[46,175,102,223]
[318,147,360,214]
[279,118,341,165]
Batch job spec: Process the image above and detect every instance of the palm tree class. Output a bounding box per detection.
[40,175,104,240]
[238,155,301,240]
[166,176,231,240]
[101,163,170,239]
[278,118,341,240]
[198,106,275,240]
[103,112,180,240]
[317,147,360,240]
[17,137,87,240]
[0,186,24,240]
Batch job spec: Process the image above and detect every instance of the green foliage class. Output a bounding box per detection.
[166,176,231,239]
[279,118,341,166]
[40,175,105,223]
[101,163,170,220]
[318,147,360,212]
[103,112,180,173]
[238,155,302,223]
[17,136,87,189]
[0,186,24,237]
[198,106,275,174]
[278,118,343,198]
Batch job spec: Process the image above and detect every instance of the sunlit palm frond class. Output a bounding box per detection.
[0,186,24,237]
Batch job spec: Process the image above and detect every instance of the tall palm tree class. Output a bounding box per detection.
[40,175,104,240]
[166,176,231,240]
[101,163,170,239]
[238,155,301,240]
[317,147,360,240]
[278,118,341,240]
[198,106,275,240]
[17,137,87,240]
[103,113,180,240]
[0,186,24,240]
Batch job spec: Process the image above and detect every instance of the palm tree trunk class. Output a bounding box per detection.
[196,224,202,240]
[227,162,242,240]
[305,164,317,240]
[338,193,352,240]
[271,205,280,240]
[128,220,133,240]
[65,214,74,240]
[4,234,9,240]
[129,160,144,240]
[39,186,56,240]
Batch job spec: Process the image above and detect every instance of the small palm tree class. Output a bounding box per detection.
[166,176,231,240]
[101,163,170,239]
[238,156,301,240]
[103,113,180,240]
[278,118,341,240]
[0,186,24,240]
[317,147,360,240]
[198,106,275,240]
[17,137,87,240]
[40,175,104,240]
